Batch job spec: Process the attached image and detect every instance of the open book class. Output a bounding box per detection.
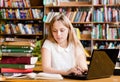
[28,72,63,80]
[5,72,63,80]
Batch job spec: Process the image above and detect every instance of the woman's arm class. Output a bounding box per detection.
[41,48,73,75]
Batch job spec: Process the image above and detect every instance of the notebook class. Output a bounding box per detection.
[63,49,119,80]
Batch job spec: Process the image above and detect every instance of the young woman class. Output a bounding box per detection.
[41,14,88,76]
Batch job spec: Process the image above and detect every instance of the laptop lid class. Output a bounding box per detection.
[87,49,119,80]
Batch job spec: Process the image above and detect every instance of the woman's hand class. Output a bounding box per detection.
[65,67,84,75]
[75,66,88,75]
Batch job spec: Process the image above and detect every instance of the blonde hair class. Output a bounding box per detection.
[47,14,86,58]
[48,14,76,44]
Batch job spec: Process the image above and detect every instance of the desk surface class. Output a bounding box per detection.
[5,76,120,82]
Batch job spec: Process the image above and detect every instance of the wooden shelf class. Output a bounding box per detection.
[1,6,43,9]
[45,2,92,7]
[0,33,42,36]
[31,6,44,8]
[0,18,43,21]
[59,2,92,6]
[72,22,93,24]
[80,39,91,41]
[93,22,120,24]
[92,39,120,41]
[93,4,120,7]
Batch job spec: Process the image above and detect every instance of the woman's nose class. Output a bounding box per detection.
[57,31,61,36]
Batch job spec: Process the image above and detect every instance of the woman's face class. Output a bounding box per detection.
[51,21,69,44]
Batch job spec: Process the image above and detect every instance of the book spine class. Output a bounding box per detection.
[118,28,120,39]
[1,41,34,46]
[85,9,91,22]
[1,68,33,73]
[18,23,26,34]
[80,11,87,22]
[2,53,32,57]
[0,64,35,69]
[74,11,80,22]
[0,56,31,64]
[1,45,33,49]
[1,49,32,53]
[10,24,17,34]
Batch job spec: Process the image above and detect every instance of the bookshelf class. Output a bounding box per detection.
[0,0,44,40]
[44,0,120,73]
[92,1,120,50]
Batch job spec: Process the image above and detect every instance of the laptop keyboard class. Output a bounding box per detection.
[63,73,87,80]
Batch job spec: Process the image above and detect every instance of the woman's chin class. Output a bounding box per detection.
[55,39,62,43]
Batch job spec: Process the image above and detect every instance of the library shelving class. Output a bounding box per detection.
[0,0,44,40]
[44,0,120,53]
[44,0,120,73]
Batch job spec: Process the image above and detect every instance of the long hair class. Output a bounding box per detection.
[47,14,86,59]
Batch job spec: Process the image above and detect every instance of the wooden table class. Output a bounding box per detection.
[5,76,120,82]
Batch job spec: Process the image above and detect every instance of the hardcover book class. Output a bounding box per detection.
[0,64,35,69]
[1,41,35,47]
[1,68,33,73]
[1,45,33,50]
[2,53,32,57]
[0,56,38,64]
[1,49,32,53]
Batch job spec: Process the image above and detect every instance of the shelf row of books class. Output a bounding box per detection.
[0,41,38,73]
[0,23,42,34]
[44,8,92,23]
[92,24,120,39]
[93,7,120,22]
[45,7,120,23]
[0,9,43,19]
[93,0,120,5]
[93,41,120,49]
[0,0,31,7]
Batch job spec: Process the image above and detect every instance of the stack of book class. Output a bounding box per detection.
[0,41,38,73]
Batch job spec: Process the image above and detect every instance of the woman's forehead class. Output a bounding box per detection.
[53,21,63,25]
[52,21,65,28]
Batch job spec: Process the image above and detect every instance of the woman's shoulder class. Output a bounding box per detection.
[42,39,54,48]
[43,39,53,44]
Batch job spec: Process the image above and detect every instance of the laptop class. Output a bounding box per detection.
[63,49,119,80]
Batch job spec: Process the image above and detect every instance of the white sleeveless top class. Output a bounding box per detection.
[42,40,76,71]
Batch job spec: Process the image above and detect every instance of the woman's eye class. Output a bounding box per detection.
[52,30,57,32]
[60,29,65,32]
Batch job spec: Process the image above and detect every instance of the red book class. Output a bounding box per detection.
[1,68,33,73]
[0,56,38,64]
